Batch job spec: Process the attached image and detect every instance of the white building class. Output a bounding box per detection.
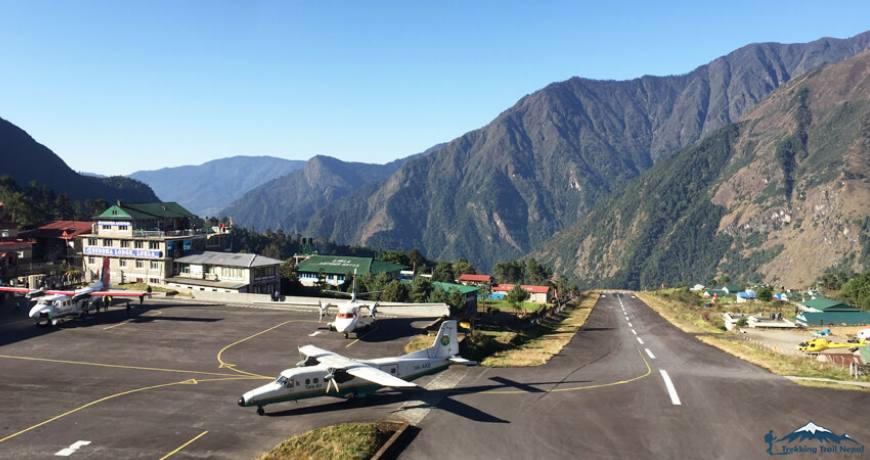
[167,251,282,294]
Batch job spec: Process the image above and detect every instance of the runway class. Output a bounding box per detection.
[400,293,870,459]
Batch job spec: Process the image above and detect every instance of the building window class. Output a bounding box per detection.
[118,225,128,231]
[120,240,130,248]
[149,241,159,250]
[103,239,113,247]
[119,259,126,267]
[102,224,111,230]
[181,265,190,274]
[88,238,97,246]
[88,256,95,264]
[136,260,144,268]
[150,261,159,270]
[150,277,160,284]
[134,241,144,249]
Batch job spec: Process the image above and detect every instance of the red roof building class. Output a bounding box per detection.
[492,283,552,304]
[456,273,494,285]
[21,221,93,241]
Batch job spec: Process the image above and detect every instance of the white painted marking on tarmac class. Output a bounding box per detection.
[627,322,633,328]
[308,331,323,337]
[636,337,644,345]
[645,348,656,360]
[55,440,91,456]
[659,370,681,406]
[630,328,637,335]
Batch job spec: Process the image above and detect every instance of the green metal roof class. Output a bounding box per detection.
[432,281,478,296]
[801,297,852,311]
[95,202,196,220]
[296,255,404,276]
[370,260,406,274]
[797,311,870,326]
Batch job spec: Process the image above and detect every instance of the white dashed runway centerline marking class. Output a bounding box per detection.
[645,348,656,360]
[659,370,682,406]
[636,337,644,345]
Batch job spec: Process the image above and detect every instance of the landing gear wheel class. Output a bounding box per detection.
[257,406,265,416]
[344,332,349,339]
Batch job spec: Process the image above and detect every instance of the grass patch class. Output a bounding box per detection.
[478,291,597,367]
[635,290,723,334]
[480,300,544,314]
[404,334,435,353]
[257,422,391,460]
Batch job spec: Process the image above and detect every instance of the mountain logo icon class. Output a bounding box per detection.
[765,421,864,456]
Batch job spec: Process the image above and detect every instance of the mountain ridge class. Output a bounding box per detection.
[287,31,870,271]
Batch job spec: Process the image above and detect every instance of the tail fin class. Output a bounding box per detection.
[428,320,459,359]
[100,257,110,288]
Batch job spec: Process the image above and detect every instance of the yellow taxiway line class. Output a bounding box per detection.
[158,430,209,460]
[482,348,652,395]
[0,376,253,444]
[0,354,242,378]
[216,319,316,379]
[345,325,379,349]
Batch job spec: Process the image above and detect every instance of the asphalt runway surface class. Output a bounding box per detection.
[401,293,870,459]
[2,294,868,459]
[0,298,432,459]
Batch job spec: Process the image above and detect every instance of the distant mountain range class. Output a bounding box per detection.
[130,156,306,216]
[0,117,158,203]
[536,49,870,288]
[224,31,870,276]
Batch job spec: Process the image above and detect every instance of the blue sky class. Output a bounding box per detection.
[1,1,868,175]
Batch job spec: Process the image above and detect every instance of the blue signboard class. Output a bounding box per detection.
[84,246,162,259]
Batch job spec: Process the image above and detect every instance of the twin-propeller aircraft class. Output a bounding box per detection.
[317,270,379,338]
[0,258,148,326]
[238,320,474,415]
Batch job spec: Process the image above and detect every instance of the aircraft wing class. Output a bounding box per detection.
[0,286,38,295]
[345,366,417,388]
[88,291,148,297]
[298,345,416,388]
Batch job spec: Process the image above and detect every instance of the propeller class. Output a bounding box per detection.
[324,368,340,394]
[318,301,325,322]
[370,301,378,319]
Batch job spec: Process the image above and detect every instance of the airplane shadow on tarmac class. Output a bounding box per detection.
[264,376,593,423]
[0,299,223,347]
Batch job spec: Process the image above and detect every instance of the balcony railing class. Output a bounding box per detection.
[130,228,209,239]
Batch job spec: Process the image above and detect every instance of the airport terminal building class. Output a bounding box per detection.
[295,255,404,287]
[167,251,282,294]
[79,202,230,285]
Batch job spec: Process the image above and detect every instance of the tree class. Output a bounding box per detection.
[757,287,773,302]
[494,260,524,284]
[379,280,410,302]
[432,262,455,282]
[452,259,476,277]
[409,277,433,302]
[524,258,551,284]
[841,271,870,310]
[505,284,530,316]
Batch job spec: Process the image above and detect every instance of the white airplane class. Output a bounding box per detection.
[318,271,379,338]
[0,258,149,326]
[238,320,474,415]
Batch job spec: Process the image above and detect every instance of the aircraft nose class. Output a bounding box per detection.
[237,396,245,407]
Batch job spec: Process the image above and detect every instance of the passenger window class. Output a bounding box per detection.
[391,368,396,374]
[313,378,319,384]
[305,379,310,385]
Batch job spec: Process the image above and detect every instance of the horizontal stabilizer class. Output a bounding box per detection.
[449,356,477,366]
